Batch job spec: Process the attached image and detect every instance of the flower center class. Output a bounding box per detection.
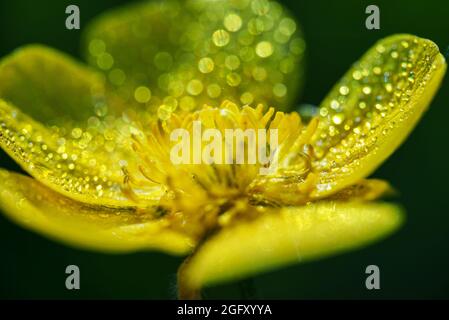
[122,101,319,240]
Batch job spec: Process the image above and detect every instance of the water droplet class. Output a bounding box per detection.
[224,14,242,32]
[134,86,152,103]
[225,55,240,70]
[332,114,344,125]
[97,53,114,70]
[157,105,172,121]
[163,96,178,111]
[251,0,270,16]
[198,57,215,73]
[252,67,267,81]
[89,39,106,56]
[362,86,372,95]
[187,79,204,95]
[373,66,382,75]
[320,108,329,117]
[226,73,242,87]
[180,96,196,111]
[240,92,254,105]
[339,86,349,95]
[352,70,362,80]
[273,83,287,97]
[71,128,83,139]
[247,18,264,35]
[212,29,230,47]
[256,41,273,58]
[278,18,296,36]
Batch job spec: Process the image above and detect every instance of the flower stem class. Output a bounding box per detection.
[177,256,201,300]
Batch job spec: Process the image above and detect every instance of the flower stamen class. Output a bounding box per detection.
[122,101,320,240]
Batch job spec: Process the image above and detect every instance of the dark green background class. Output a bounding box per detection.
[0,0,448,299]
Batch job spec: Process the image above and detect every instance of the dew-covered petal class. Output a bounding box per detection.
[0,169,194,254]
[0,99,161,207]
[0,46,161,206]
[178,201,403,297]
[311,35,446,197]
[84,0,305,117]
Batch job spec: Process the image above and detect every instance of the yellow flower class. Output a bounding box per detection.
[0,0,446,299]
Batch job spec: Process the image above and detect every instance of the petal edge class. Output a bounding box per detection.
[180,201,403,293]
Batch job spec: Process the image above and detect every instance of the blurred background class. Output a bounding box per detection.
[0,0,448,299]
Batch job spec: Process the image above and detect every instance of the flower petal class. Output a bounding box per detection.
[0,46,161,206]
[0,45,106,124]
[0,169,194,254]
[0,99,160,207]
[83,0,305,114]
[311,34,446,197]
[327,179,395,201]
[179,201,403,294]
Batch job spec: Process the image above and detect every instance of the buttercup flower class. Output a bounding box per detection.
[0,0,446,299]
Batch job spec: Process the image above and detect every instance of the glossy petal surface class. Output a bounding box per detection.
[0,47,161,206]
[0,45,105,124]
[181,201,403,290]
[311,35,446,197]
[0,169,194,254]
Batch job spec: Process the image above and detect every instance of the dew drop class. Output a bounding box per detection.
[339,86,349,95]
[198,57,215,73]
[256,41,273,58]
[212,29,230,47]
[134,86,152,103]
[224,14,242,32]
[157,105,172,121]
[187,79,204,95]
